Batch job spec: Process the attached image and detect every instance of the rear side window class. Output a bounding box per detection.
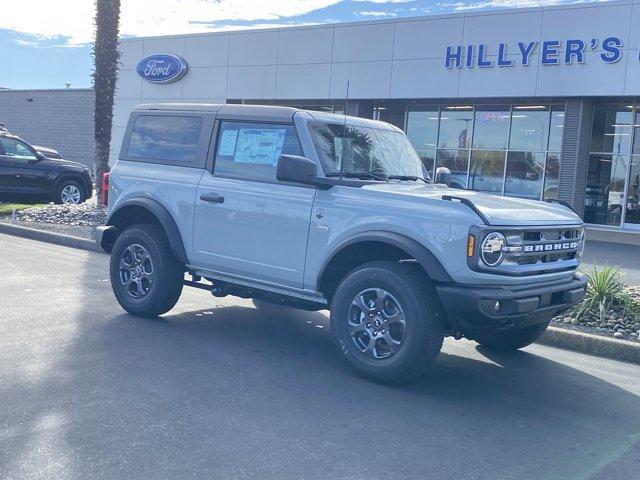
[0,137,37,161]
[213,121,301,182]
[128,115,203,164]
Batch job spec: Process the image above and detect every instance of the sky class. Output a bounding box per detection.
[0,0,604,89]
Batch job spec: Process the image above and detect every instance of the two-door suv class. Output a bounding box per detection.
[96,104,587,383]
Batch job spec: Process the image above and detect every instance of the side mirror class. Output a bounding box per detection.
[434,166,452,186]
[29,153,45,163]
[276,154,317,184]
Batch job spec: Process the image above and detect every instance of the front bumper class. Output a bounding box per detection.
[93,225,117,253]
[435,275,587,335]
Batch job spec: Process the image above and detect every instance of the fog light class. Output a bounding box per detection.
[494,301,502,313]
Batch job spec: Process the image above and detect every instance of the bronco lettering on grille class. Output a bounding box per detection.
[523,242,578,253]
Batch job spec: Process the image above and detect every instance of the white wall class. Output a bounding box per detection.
[113,0,640,161]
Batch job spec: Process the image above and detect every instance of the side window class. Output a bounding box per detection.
[127,115,203,164]
[0,137,37,161]
[213,121,301,182]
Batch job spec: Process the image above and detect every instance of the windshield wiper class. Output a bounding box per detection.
[326,171,388,181]
[387,175,431,184]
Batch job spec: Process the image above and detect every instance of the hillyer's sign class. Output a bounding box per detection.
[445,37,625,68]
[136,53,188,83]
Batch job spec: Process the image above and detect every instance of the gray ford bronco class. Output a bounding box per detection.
[95,103,587,384]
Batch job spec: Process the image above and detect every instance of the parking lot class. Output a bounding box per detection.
[1,233,639,480]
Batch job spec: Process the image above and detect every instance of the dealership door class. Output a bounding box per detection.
[191,120,316,289]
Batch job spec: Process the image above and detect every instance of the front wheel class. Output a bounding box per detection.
[110,224,184,317]
[474,321,550,351]
[330,261,444,384]
[55,179,85,204]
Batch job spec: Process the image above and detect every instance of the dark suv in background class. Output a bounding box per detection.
[0,131,92,204]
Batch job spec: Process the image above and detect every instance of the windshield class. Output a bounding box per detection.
[308,121,428,180]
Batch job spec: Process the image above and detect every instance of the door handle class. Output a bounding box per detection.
[200,193,225,204]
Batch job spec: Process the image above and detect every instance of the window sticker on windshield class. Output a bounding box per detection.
[234,128,286,165]
[218,129,238,156]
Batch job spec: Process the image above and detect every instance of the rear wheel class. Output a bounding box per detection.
[110,223,184,317]
[474,321,550,351]
[55,179,85,204]
[330,261,444,384]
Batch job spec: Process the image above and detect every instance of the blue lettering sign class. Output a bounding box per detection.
[517,42,537,66]
[445,46,462,68]
[601,36,622,63]
[541,41,560,65]
[565,39,585,64]
[497,43,513,67]
[466,45,474,68]
[444,36,630,69]
[136,53,188,84]
[477,44,493,67]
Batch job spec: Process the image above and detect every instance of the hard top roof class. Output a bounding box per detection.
[133,103,399,130]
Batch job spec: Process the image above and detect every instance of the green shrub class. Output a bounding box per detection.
[574,265,625,320]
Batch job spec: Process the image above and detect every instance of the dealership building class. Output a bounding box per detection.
[114,0,640,233]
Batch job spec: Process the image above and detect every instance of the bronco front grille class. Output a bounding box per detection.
[470,225,584,276]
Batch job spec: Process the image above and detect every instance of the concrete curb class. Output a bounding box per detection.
[0,222,104,254]
[538,326,640,365]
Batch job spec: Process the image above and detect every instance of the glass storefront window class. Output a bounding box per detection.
[403,102,565,204]
[590,104,633,155]
[544,153,560,200]
[436,149,469,189]
[584,154,629,226]
[509,106,550,151]
[438,108,473,149]
[633,125,640,156]
[626,156,640,226]
[469,150,506,194]
[415,148,436,177]
[548,106,564,152]
[504,151,544,200]
[406,110,439,150]
[377,104,407,129]
[472,107,510,150]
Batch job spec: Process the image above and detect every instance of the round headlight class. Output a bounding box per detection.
[481,232,506,267]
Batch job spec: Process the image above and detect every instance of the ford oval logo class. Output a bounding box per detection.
[136,53,188,84]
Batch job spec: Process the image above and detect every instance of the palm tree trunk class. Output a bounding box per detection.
[93,0,121,205]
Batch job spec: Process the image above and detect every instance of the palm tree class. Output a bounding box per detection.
[92,0,121,205]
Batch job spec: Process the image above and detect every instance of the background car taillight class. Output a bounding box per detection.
[100,172,110,206]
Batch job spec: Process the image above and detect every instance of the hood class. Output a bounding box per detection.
[363,182,582,226]
[33,145,63,159]
[39,157,89,170]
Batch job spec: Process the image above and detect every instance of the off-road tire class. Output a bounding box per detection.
[475,321,550,351]
[110,223,184,317]
[330,261,445,384]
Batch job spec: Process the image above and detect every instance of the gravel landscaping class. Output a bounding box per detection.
[0,202,106,240]
[8,202,107,226]
[551,285,640,342]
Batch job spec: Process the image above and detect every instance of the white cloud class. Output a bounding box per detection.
[352,0,411,3]
[359,11,396,16]
[438,0,596,10]
[0,0,342,45]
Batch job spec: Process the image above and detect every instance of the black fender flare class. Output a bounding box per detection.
[317,230,452,287]
[105,197,188,264]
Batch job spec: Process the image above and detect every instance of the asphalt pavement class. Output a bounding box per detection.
[583,240,640,285]
[1,233,639,480]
